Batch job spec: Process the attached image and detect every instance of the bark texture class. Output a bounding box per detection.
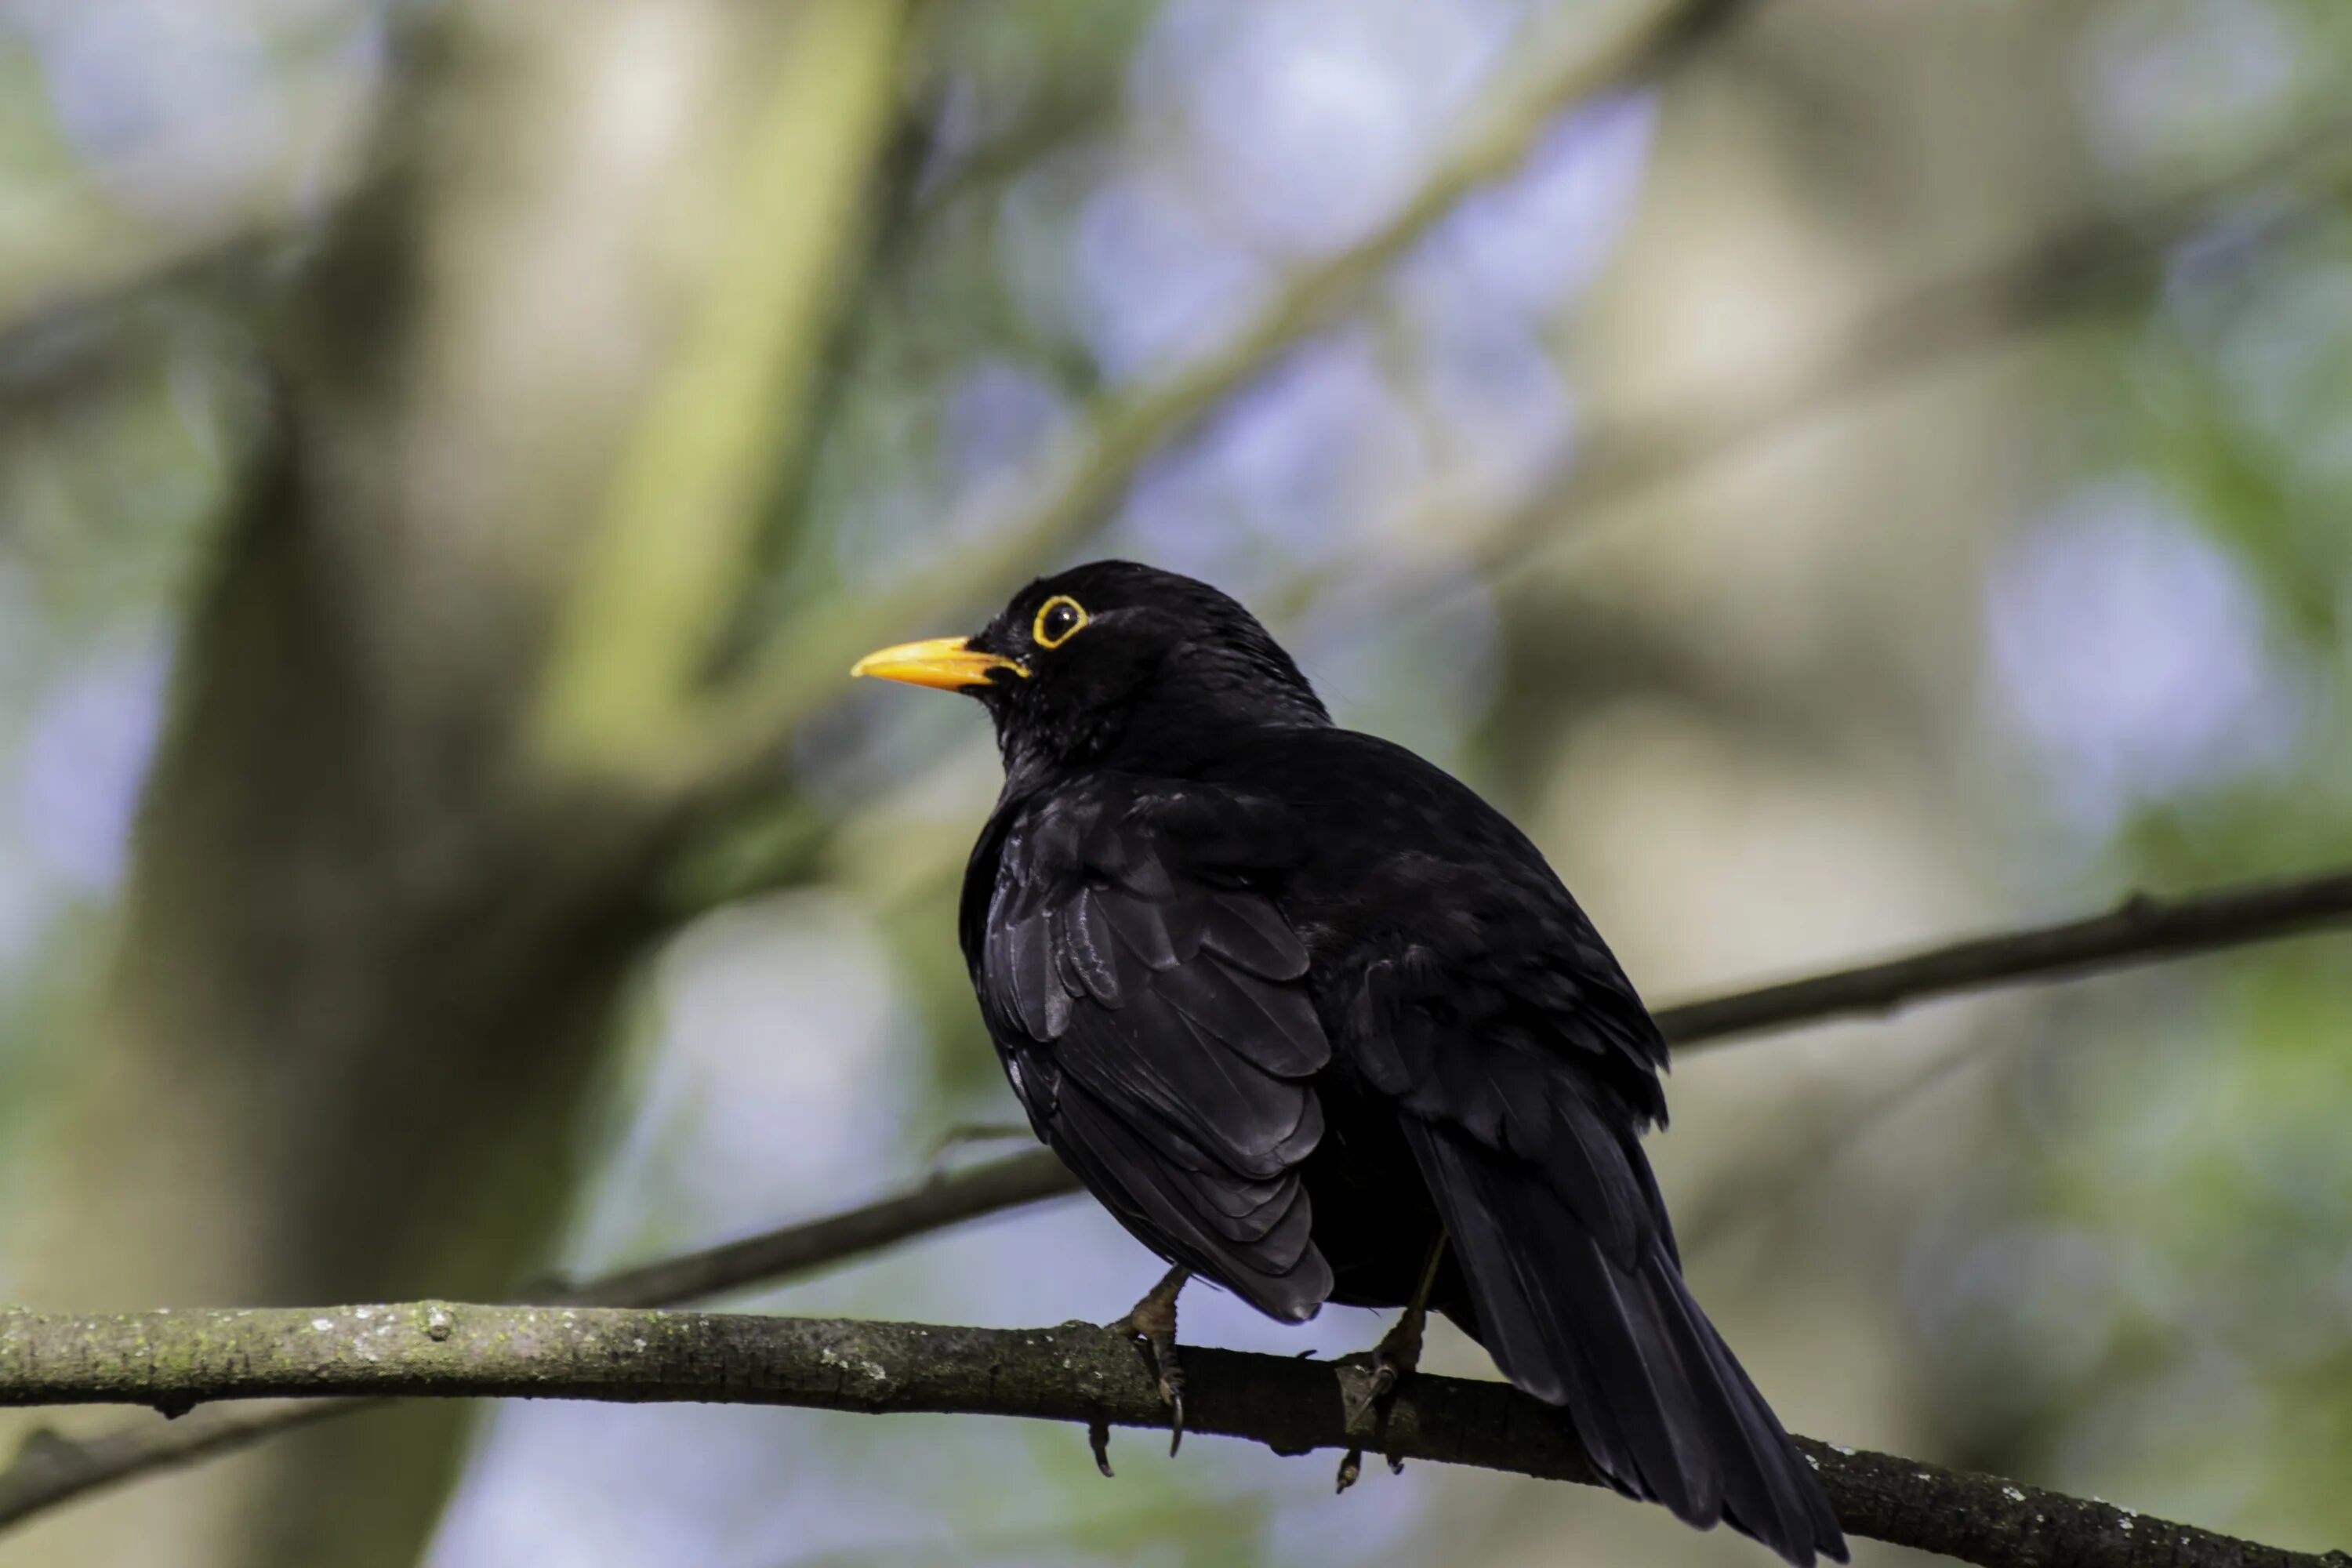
[0,1305,2336,1568]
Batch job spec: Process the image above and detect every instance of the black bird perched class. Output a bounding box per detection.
[852,561,1846,1564]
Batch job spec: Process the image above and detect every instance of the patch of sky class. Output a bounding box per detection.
[26,0,289,223]
[2083,0,2296,180]
[566,892,917,1269]
[1143,0,1519,261]
[1120,329,1428,576]
[13,630,169,895]
[1407,93,1657,321]
[1073,170,1274,383]
[1984,477,2307,838]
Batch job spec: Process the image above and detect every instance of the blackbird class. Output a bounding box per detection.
[853,561,1846,1564]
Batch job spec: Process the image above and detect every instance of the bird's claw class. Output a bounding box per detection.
[1142,1349,1187,1455]
[1106,1265,1189,1457]
[1345,1345,1409,1428]
[1336,1309,1425,1489]
[1104,1316,1185,1454]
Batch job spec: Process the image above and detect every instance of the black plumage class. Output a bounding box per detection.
[853,561,1846,1565]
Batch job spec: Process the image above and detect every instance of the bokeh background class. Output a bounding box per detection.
[2,0,2351,1565]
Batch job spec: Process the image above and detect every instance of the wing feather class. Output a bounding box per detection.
[969,776,1334,1321]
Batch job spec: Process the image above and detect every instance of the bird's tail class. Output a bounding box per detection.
[1405,1120,1847,1566]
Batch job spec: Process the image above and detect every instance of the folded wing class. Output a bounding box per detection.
[966,778,1334,1320]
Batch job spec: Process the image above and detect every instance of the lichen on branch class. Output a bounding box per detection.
[0,1304,2335,1568]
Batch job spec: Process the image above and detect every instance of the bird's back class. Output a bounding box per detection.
[1145,724,1673,1123]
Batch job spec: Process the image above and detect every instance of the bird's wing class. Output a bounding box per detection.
[970,777,1334,1320]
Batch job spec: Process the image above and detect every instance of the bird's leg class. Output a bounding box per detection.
[1338,1229,1447,1493]
[1105,1264,1190,1457]
[1352,1230,1447,1422]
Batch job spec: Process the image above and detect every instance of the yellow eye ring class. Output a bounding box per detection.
[1033,595,1088,649]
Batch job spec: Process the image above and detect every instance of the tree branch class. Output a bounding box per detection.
[557,1140,1082,1309]
[0,1150,1094,1527]
[7,863,2351,1530]
[1653,869,2352,1045]
[0,1304,2334,1568]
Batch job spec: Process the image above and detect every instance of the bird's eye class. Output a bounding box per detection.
[1033,595,1087,649]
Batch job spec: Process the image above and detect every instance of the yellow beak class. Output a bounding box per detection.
[849,636,1029,691]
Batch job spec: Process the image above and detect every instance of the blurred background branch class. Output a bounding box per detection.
[1461,107,2352,601]
[675,109,2352,924]
[1653,865,2352,1044]
[667,0,1763,804]
[531,0,913,778]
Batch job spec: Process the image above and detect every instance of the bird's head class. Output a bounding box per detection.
[851,560,1329,779]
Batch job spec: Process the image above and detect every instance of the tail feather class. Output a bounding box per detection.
[1650,1250,1846,1559]
[1405,1120,1847,1566]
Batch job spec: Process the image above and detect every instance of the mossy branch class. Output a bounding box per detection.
[0,1303,2335,1568]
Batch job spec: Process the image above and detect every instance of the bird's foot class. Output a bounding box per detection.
[1348,1308,1425,1425]
[1336,1306,1426,1492]
[1105,1265,1189,1457]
